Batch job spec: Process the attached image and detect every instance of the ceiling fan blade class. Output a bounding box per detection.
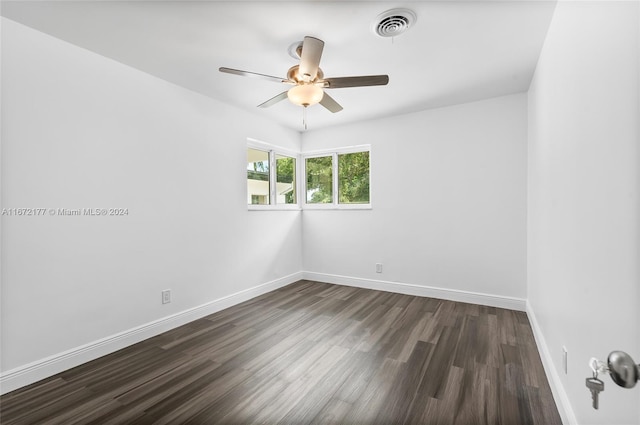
[219,67,287,84]
[319,92,343,113]
[298,36,324,81]
[258,91,289,108]
[323,75,389,89]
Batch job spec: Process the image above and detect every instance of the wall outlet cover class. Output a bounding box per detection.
[162,290,171,304]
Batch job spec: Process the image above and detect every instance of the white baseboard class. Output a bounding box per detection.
[302,271,526,311]
[526,300,577,425]
[0,272,302,395]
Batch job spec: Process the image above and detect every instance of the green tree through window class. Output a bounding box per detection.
[276,155,296,204]
[338,151,370,204]
[306,156,333,203]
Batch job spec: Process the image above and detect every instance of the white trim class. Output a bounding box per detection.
[248,205,301,211]
[303,204,372,210]
[0,272,303,395]
[246,137,300,157]
[303,144,371,156]
[331,151,339,206]
[526,300,577,425]
[269,150,276,204]
[300,203,335,210]
[302,271,526,311]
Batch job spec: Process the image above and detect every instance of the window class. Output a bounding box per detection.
[276,154,296,204]
[305,156,333,204]
[338,151,370,204]
[304,147,371,208]
[247,141,298,209]
[247,148,270,205]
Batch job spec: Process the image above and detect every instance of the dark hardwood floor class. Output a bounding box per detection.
[0,280,562,424]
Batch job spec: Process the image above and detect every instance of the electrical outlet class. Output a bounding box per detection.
[562,346,568,374]
[162,289,171,304]
[376,263,383,273]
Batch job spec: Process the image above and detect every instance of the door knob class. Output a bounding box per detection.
[607,351,640,389]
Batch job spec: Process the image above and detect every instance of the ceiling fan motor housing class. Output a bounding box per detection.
[287,65,324,83]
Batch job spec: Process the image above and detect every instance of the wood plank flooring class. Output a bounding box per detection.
[0,281,562,424]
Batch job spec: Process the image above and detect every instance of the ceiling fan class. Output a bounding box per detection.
[219,36,389,114]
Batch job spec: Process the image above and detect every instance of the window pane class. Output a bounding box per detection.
[247,148,270,205]
[276,155,296,204]
[338,151,370,204]
[306,156,333,203]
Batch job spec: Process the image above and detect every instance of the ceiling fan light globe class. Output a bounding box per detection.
[287,84,324,107]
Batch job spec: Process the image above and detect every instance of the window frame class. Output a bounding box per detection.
[302,145,372,210]
[247,139,301,211]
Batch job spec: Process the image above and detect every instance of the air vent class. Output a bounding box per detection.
[373,8,416,38]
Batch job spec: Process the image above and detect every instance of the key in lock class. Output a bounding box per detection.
[585,376,604,409]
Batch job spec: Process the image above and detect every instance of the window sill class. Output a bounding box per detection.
[247,204,372,211]
[248,205,302,211]
[303,204,372,211]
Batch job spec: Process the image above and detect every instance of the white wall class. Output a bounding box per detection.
[0,18,302,387]
[301,93,528,304]
[4,7,638,423]
[527,1,640,424]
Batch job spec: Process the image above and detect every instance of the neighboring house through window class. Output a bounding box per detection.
[247,141,298,209]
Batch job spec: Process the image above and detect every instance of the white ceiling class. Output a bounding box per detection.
[1,1,557,131]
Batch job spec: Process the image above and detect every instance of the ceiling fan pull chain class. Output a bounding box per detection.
[303,106,307,130]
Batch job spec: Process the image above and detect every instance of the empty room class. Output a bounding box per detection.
[1,1,639,424]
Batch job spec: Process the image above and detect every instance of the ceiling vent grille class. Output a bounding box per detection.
[373,8,416,38]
